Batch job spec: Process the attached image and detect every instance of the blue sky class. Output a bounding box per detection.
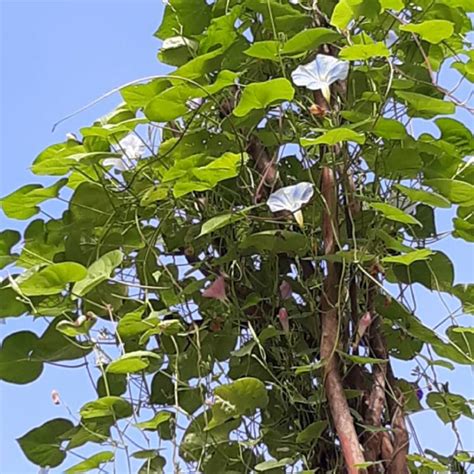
[0,1,473,473]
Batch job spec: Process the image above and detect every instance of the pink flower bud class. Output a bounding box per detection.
[279,280,292,300]
[51,390,61,405]
[358,312,372,338]
[202,275,227,302]
[278,307,290,335]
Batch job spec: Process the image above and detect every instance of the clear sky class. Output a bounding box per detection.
[0,1,473,473]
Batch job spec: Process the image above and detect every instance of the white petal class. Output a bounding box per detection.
[267,182,314,213]
[291,55,349,92]
[103,158,128,171]
[118,134,145,159]
[291,63,326,91]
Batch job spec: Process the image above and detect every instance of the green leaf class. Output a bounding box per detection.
[31,317,92,363]
[207,377,269,429]
[382,249,434,265]
[244,41,280,60]
[400,20,454,44]
[330,0,381,29]
[0,331,43,384]
[121,79,168,111]
[135,411,173,431]
[0,281,27,319]
[155,0,211,40]
[452,284,474,314]
[255,458,294,472]
[396,91,455,118]
[145,70,238,121]
[296,421,328,444]
[65,451,114,473]
[340,42,390,60]
[166,152,247,198]
[0,179,67,220]
[339,352,387,364]
[233,78,294,117]
[407,454,449,471]
[31,143,81,176]
[425,179,474,207]
[0,230,20,269]
[159,36,198,66]
[19,262,88,296]
[392,251,454,292]
[106,351,162,374]
[282,28,341,54]
[56,317,96,337]
[70,182,115,227]
[301,128,365,146]
[240,230,308,254]
[380,0,404,11]
[80,396,133,420]
[426,392,472,424]
[138,456,166,474]
[72,250,123,298]
[394,184,451,208]
[370,202,421,226]
[17,418,74,467]
[199,209,251,237]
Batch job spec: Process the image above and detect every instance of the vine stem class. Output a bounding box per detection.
[319,166,366,472]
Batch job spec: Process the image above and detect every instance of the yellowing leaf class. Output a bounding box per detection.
[340,42,390,60]
[301,128,365,146]
[400,20,454,44]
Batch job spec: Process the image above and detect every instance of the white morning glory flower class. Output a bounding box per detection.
[291,54,349,103]
[103,133,145,171]
[267,182,314,227]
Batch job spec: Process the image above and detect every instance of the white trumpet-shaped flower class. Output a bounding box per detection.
[267,182,314,227]
[103,134,145,171]
[291,54,349,103]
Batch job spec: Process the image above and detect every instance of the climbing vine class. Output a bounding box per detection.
[1,0,473,473]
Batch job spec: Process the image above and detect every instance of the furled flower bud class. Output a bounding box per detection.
[279,280,292,300]
[358,312,372,339]
[51,390,61,405]
[278,307,290,335]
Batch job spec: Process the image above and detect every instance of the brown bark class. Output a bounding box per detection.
[320,166,366,473]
